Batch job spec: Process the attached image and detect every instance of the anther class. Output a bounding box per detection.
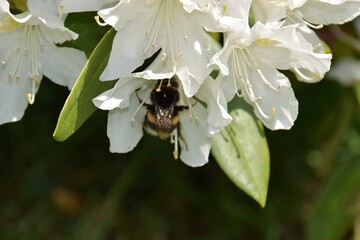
[161,52,167,61]
[156,79,164,92]
[235,90,243,98]
[172,129,179,159]
[94,16,108,26]
[27,93,35,104]
[294,68,321,82]
[255,103,276,120]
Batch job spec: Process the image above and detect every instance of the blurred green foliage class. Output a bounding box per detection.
[1,11,360,240]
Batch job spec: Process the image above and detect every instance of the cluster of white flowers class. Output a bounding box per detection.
[0,0,87,125]
[2,0,360,166]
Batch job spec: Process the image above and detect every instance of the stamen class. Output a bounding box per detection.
[27,79,36,104]
[172,129,179,159]
[166,78,171,86]
[235,90,243,98]
[161,52,167,61]
[131,88,153,121]
[27,93,35,104]
[255,103,276,120]
[143,1,186,72]
[303,20,323,29]
[156,79,164,92]
[58,4,64,19]
[294,68,320,82]
[172,60,177,71]
[256,69,281,91]
[94,16,108,26]
[186,98,199,121]
[286,8,323,29]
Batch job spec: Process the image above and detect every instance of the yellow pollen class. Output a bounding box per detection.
[0,16,21,32]
[255,38,277,46]
[173,150,178,159]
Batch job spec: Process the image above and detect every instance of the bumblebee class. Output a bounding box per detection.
[138,79,188,140]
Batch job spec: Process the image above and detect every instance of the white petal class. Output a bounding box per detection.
[179,104,211,167]
[60,0,117,13]
[0,1,33,24]
[107,95,146,153]
[209,37,232,76]
[98,0,152,30]
[196,77,232,135]
[41,45,87,89]
[250,23,332,81]
[0,55,38,125]
[93,76,151,110]
[299,0,360,25]
[0,78,32,125]
[100,0,211,88]
[251,0,286,25]
[27,0,60,16]
[176,67,201,97]
[38,17,78,43]
[133,70,175,80]
[244,67,299,130]
[99,16,155,80]
[0,29,42,125]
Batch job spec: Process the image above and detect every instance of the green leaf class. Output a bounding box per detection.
[211,100,270,207]
[53,29,116,141]
[306,157,360,240]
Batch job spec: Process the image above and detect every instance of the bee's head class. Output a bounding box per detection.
[151,79,179,108]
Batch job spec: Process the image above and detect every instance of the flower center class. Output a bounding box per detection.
[1,25,45,104]
[231,47,280,120]
[143,0,188,72]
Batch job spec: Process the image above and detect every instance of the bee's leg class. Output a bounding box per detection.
[135,88,152,108]
[171,124,188,153]
[132,89,153,121]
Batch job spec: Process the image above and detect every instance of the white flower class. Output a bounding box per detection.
[0,0,87,125]
[93,71,231,167]
[252,0,360,26]
[251,0,338,83]
[210,21,331,130]
[97,0,219,97]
